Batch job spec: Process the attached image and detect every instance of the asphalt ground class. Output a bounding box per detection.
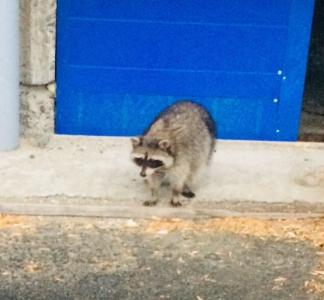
[0,215,323,300]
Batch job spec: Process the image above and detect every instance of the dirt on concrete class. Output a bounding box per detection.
[0,215,323,300]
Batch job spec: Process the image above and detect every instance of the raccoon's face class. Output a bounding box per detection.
[130,137,174,177]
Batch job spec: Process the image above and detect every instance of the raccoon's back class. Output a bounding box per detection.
[145,101,215,157]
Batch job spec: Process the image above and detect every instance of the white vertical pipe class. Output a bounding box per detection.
[0,0,19,150]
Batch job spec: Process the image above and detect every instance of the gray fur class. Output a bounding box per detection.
[131,100,216,207]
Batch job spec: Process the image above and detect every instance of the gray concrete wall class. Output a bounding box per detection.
[20,0,56,147]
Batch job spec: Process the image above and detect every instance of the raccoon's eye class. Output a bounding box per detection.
[134,157,144,166]
[147,159,164,169]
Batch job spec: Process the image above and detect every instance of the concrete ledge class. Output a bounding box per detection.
[0,202,322,220]
[1,136,324,217]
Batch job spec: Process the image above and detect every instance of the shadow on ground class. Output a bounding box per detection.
[0,216,323,300]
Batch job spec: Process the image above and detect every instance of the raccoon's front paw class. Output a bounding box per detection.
[181,190,195,198]
[170,199,183,207]
[181,185,195,198]
[143,200,158,207]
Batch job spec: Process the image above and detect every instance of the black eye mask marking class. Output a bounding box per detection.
[134,157,145,166]
[133,157,164,169]
[146,159,164,169]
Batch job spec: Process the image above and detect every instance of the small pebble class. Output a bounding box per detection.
[125,220,138,228]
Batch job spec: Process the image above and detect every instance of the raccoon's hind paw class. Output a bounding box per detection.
[170,199,183,207]
[143,200,158,207]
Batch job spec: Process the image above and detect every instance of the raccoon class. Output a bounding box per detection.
[130,100,216,207]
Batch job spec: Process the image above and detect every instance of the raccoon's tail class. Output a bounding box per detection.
[200,106,216,161]
[208,138,216,162]
[203,112,216,139]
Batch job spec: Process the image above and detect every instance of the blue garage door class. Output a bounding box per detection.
[56,0,314,141]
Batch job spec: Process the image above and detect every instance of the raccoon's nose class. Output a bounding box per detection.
[140,169,146,177]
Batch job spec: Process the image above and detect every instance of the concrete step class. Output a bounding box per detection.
[0,136,323,218]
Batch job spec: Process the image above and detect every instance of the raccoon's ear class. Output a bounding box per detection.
[158,139,170,150]
[131,137,142,147]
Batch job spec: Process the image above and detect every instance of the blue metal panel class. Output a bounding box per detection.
[56,0,314,140]
[65,21,287,73]
[66,0,291,25]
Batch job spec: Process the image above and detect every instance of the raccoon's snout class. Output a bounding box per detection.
[140,167,146,177]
